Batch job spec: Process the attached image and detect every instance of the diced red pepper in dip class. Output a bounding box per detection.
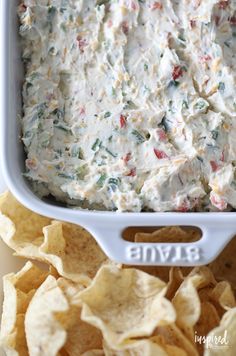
[120,115,127,128]
[126,168,136,177]
[123,153,132,164]
[210,195,227,210]
[121,21,129,35]
[210,161,219,172]
[190,19,197,28]
[200,55,212,62]
[154,148,168,159]
[151,2,163,10]
[177,200,189,212]
[157,129,167,141]
[131,1,138,10]
[172,65,183,81]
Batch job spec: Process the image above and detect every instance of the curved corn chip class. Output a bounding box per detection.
[134,226,200,244]
[210,281,236,311]
[0,262,49,356]
[78,266,176,348]
[0,192,107,286]
[154,323,198,356]
[25,276,70,356]
[204,308,236,355]
[172,267,217,343]
[131,227,198,282]
[166,268,184,300]
[0,192,50,257]
[39,221,107,285]
[103,338,170,356]
[150,335,187,356]
[198,281,236,319]
[25,275,102,356]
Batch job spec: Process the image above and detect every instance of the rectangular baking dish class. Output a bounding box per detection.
[1,0,236,266]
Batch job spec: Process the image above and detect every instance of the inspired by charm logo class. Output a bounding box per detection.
[195,330,229,350]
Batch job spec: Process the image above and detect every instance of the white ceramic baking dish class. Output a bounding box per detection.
[1,0,236,266]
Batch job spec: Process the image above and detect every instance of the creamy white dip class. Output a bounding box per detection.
[18,0,236,212]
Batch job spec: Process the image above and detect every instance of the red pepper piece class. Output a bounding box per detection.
[172,65,183,81]
[210,161,219,172]
[120,115,127,128]
[123,153,132,164]
[190,19,196,28]
[131,1,137,10]
[177,200,189,212]
[200,55,212,62]
[151,2,163,10]
[210,195,227,210]
[154,149,168,159]
[126,168,136,177]
[121,21,129,35]
[157,129,167,141]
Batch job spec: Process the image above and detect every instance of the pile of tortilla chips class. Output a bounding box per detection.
[0,192,236,356]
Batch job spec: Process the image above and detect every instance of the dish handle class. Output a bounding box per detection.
[88,223,235,266]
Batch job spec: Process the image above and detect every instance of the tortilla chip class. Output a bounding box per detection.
[78,266,176,348]
[134,226,200,243]
[0,192,107,286]
[63,319,103,356]
[39,221,107,286]
[172,267,217,342]
[25,275,74,355]
[0,192,51,257]
[154,324,198,356]
[150,335,187,356]
[124,265,171,283]
[166,268,184,300]
[0,262,49,356]
[131,227,198,281]
[204,307,236,355]
[103,338,174,356]
[210,281,236,311]
[25,275,102,356]
[197,280,235,320]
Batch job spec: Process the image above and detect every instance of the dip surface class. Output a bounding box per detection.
[19,0,236,212]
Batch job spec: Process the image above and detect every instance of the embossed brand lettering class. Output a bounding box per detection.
[126,245,202,263]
